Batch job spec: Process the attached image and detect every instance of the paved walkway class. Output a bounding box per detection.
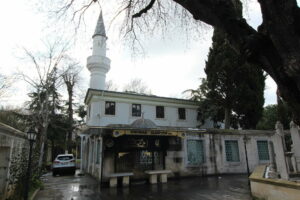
[34,171,252,200]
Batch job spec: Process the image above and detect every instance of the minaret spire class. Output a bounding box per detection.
[86,10,111,90]
[93,11,106,38]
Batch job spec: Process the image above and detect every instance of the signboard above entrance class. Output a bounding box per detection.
[112,129,206,138]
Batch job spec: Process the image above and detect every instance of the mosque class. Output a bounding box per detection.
[79,12,272,186]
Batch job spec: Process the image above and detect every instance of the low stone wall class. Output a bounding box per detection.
[250,165,300,200]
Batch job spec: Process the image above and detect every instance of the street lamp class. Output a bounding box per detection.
[243,135,250,186]
[24,127,37,200]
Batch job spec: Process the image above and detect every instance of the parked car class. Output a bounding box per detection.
[52,154,76,176]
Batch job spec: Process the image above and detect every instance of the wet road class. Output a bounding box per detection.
[35,171,252,200]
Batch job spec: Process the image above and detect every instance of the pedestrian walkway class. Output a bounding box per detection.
[34,171,252,200]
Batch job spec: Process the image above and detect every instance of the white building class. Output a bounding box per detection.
[80,12,273,185]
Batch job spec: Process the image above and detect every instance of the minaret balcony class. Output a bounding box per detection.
[87,55,111,72]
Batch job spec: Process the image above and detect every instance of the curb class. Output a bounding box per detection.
[30,188,40,200]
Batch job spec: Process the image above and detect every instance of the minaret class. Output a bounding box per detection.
[87,11,111,90]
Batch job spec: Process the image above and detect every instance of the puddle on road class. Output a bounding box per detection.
[71,185,79,192]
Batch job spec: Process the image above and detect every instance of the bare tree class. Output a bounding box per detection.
[61,60,82,152]
[19,42,68,168]
[105,80,119,91]
[123,78,152,94]
[0,73,14,98]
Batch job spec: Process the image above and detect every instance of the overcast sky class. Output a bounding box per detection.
[0,0,279,107]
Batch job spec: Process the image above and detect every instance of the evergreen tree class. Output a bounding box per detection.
[27,67,68,162]
[257,104,292,130]
[203,29,265,129]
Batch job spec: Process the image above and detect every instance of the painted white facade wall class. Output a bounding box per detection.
[86,95,201,128]
[165,133,272,177]
[96,131,273,181]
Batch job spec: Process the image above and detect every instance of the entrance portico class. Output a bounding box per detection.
[80,119,207,183]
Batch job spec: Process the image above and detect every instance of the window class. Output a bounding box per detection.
[156,106,164,118]
[178,108,186,120]
[132,104,141,117]
[257,141,270,161]
[96,140,101,164]
[225,140,240,162]
[105,101,115,115]
[187,140,205,165]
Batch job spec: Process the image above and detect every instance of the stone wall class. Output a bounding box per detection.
[250,165,300,200]
[0,123,26,200]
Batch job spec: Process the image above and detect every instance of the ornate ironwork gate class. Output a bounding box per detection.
[116,150,163,172]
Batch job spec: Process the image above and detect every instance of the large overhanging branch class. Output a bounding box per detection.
[132,0,156,18]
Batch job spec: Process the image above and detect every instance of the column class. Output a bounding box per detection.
[272,121,289,179]
[268,141,276,170]
[290,121,300,171]
[80,135,84,172]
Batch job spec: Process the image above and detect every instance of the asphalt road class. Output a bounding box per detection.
[34,171,252,200]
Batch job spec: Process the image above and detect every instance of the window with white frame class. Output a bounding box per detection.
[132,104,141,117]
[178,108,186,120]
[156,106,165,118]
[105,101,115,115]
[187,139,205,165]
[257,140,270,161]
[96,140,101,164]
[225,140,240,162]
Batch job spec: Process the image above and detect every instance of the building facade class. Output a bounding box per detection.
[80,11,273,184]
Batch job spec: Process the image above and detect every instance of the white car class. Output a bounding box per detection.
[52,154,76,176]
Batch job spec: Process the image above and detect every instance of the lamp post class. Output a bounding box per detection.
[24,127,37,200]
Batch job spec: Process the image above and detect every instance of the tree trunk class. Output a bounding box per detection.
[224,108,230,129]
[51,139,55,161]
[67,85,74,153]
[38,126,47,168]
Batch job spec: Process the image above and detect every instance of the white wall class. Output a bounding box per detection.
[173,133,272,176]
[87,97,203,128]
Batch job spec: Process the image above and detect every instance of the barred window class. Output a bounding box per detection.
[105,101,115,115]
[257,141,270,161]
[187,140,205,165]
[132,104,141,117]
[178,108,186,120]
[225,140,240,162]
